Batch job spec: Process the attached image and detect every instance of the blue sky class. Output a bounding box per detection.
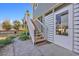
[0,3,32,23]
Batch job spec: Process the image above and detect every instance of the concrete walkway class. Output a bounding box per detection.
[0,39,78,56]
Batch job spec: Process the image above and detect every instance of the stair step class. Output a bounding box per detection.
[35,34,43,38]
[35,36,44,39]
[35,39,46,44]
[35,33,42,36]
[35,32,42,33]
[35,40,52,46]
[35,40,48,46]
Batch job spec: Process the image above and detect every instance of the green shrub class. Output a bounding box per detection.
[27,32,29,36]
[19,32,29,41]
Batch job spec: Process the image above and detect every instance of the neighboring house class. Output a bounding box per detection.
[32,3,79,53]
[0,23,3,30]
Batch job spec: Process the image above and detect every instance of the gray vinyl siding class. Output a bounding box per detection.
[33,3,79,53]
[44,13,54,42]
[73,3,79,53]
[33,3,56,17]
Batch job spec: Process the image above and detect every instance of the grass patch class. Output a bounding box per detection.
[0,35,16,46]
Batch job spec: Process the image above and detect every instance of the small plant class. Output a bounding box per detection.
[19,32,29,41]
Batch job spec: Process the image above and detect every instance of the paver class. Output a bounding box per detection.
[0,39,78,56]
[14,39,42,56]
[37,44,78,56]
[0,44,14,56]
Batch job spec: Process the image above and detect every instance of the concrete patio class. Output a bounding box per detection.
[0,39,78,56]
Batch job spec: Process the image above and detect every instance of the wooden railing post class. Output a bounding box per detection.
[25,11,35,45]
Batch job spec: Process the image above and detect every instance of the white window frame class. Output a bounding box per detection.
[54,4,73,51]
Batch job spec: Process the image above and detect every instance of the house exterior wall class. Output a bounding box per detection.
[44,13,54,42]
[33,3,79,53]
[33,3,56,18]
[54,4,73,51]
[73,3,79,53]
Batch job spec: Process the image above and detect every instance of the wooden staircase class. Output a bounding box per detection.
[32,20,50,46]
[34,30,48,46]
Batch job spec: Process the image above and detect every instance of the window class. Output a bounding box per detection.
[56,10,68,36]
